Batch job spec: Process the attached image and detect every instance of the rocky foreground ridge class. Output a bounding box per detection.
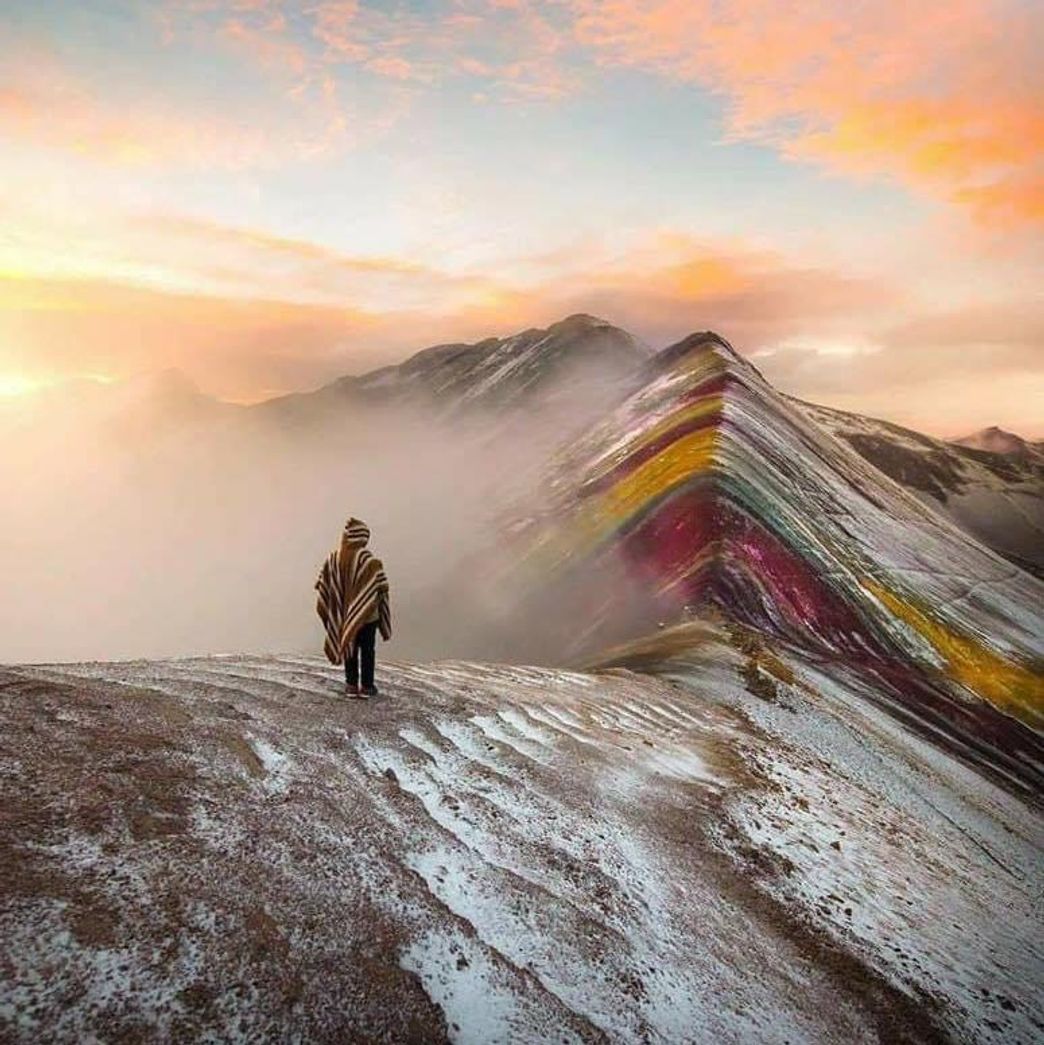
[3,323,1042,1044]
[2,640,1042,1044]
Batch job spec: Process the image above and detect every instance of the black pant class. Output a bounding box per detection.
[344,621,378,689]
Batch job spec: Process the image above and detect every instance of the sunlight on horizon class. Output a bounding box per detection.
[0,374,50,397]
[0,0,1040,431]
[0,372,117,398]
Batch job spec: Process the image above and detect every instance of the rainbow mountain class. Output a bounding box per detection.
[492,332,1044,792]
[6,327,1044,1043]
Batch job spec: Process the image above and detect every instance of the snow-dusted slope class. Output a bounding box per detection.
[3,646,1042,1044]
[492,333,1043,789]
[259,314,650,425]
[796,401,1044,577]
[356,313,649,410]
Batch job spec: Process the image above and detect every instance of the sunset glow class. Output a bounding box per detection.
[2,0,1041,432]
[0,374,47,397]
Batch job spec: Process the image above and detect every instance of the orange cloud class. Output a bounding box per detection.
[543,234,900,351]
[15,0,1039,210]
[572,0,1044,224]
[0,275,382,399]
[219,13,312,76]
[0,233,898,401]
[135,214,434,276]
[0,48,271,168]
[365,56,418,81]
[0,197,502,316]
[0,22,395,168]
[122,213,501,310]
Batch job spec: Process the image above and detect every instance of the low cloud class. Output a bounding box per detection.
[2,230,1039,435]
[752,296,1044,436]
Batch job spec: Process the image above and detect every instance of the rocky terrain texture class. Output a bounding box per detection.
[2,319,1041,1043]
[3,638,1042,1044]
[798,404,1044,578]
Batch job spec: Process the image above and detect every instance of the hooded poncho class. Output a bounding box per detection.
[315,518,392,664]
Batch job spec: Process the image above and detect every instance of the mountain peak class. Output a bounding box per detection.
[654,330,744,367]
[495,326,1044,789]
[344,315,649,413]
[952,426,1029,456]
[548,312,612,331]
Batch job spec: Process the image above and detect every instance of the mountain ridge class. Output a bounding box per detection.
[798,399,1044,577]
[952,425,1037,457]
[488,330,1043,791]
[257,313,651,422]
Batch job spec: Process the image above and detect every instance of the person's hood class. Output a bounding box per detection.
[343,518,370,548]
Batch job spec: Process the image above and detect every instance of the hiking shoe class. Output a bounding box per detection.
[360,685,378,698]
[345,684,360,697]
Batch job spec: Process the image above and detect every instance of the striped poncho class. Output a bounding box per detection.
[315,518,392,664]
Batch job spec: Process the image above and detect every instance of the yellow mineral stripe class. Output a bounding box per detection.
[584,394,723,486]
[864,579,1044,728]
[597,424,718,532]
[521,425,719,576]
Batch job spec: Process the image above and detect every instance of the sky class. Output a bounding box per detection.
[1,0,1042,434]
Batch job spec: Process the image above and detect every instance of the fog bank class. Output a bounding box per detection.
[0,371,618,665]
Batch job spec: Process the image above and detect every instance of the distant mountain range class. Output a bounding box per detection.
[19,312,1039,575]
[953,425,1040,457]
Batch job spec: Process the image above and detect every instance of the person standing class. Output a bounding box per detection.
[315,518,392,698]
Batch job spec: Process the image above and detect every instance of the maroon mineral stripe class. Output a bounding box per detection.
[613,486,884,660]
[675,372,729,405]
[616,483,721,586]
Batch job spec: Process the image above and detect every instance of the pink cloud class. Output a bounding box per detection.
[0,63,269,168]
[167,0,578,101]
[572,0,1044,224]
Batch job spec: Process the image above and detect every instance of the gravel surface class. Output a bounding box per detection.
[1,644,1041,1043]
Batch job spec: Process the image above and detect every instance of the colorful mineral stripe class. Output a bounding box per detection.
[505,332,1044,761]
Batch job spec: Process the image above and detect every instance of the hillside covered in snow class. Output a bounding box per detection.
[797,403,1044,578]
[2,318,1042,1044]
[3,641,1042,1044]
